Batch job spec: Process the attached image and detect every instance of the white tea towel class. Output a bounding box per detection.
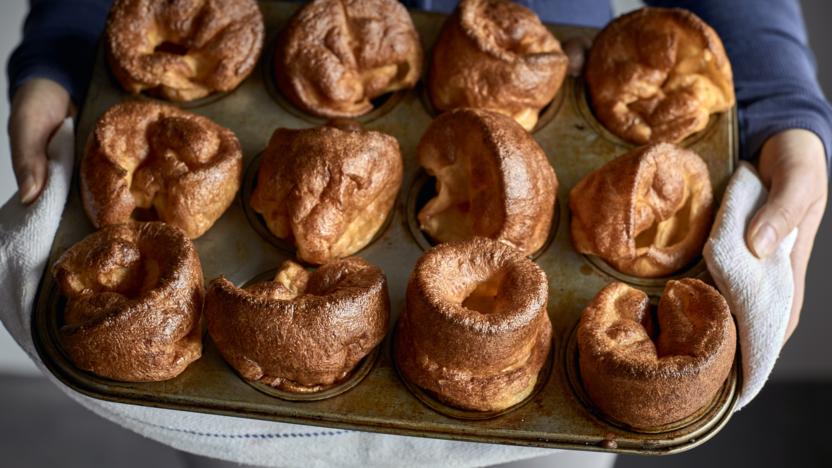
[0,118,566,467]
[704,161,797,410]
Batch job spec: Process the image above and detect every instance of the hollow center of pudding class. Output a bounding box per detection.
[461,271,507,315]
[419,152,502,243]
[86,239,161,296]
[635,193,693,249]
[640,303,659,343]
[154,40,189,56]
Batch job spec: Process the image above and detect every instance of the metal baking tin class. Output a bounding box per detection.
[32,1,740,455]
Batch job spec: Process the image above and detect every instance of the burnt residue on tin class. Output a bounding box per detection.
[31,1,739,456]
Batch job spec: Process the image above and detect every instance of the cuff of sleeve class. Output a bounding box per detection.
[740,102,832,174]
[8,65,76,106]
[7,36,99,106]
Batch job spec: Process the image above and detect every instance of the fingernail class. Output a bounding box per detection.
[19,176,38,204]
[751,223,777,258]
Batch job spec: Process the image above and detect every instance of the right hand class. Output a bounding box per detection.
[7,78,74,204]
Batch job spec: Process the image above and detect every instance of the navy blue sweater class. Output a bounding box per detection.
[8,0,832,166]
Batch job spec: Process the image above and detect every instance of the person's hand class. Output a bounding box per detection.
[562,37,591,77]
[746,129,828,343]
[7,78,74,204]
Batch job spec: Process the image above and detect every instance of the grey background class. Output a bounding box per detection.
[771,0,832,379]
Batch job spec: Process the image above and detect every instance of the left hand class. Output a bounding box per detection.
[746,129,828,343]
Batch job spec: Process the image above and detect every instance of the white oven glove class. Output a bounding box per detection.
[704,161,798,410]
[0,118,578,468]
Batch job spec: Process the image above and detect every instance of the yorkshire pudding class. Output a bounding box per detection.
[276,0,423,118]
[578,279,736,428]
[250,120,403,264]
[395,238,552,412]
[418,108,557,255]
[205,258,390,392]
[106,0,264,101]
[81,101,243,239]
[52,222,203,382]
[428,0,568,131]
[569,143,713,278]
[585,7,735,144]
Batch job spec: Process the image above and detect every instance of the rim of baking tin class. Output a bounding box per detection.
[230,267,382,401]
[244,350,381,402]
[261,36,407,125]
[132,89,232,109]
[404,170,560,260]
[572,78,721,149]
[581,254,709,293]
[417,76,567,134]
[241,152,396,262]
[563,318,739,436]
[391,318,555,421]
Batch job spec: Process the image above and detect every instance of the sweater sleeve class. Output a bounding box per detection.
[6,0,112,106]
[646,0,832,169]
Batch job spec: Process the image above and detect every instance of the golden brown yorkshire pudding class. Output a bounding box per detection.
[205,258,390,392]
[428,0,568,131]
[418,108,557,255]
[81,101,243,239]
[395,238,552,412]
[106,0,264,101]
[569,143,713,278]
[52,222,203,382]
[276,0,423,118]
[578,279,736,428]
[250,120,403,265]
[585,8,735,144]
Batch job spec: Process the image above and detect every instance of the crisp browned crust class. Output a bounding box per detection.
[52,222,203,382]
[395,238,552,412]
[276,0,423,118]
[428,0,567,130]
[250,120,403,264]
[577,279,736,428]
[417,108,557,255]
[585,7,735,144]
[105,0,263,101]
[204,257,390,392]
[81,101,243,239]
[569,143,713,278]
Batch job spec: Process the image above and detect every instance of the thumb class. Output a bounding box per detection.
[746,153,815,258]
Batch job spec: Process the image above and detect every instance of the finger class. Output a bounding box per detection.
[9,107,53,204]
[783,194,826,343]
[747,153,824,260]
[7,79,71,204]
[562,37,591,77]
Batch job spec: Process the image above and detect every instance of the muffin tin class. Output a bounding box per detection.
[32,1,739,455]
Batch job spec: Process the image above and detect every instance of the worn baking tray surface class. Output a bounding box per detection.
[32,1,739,455]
